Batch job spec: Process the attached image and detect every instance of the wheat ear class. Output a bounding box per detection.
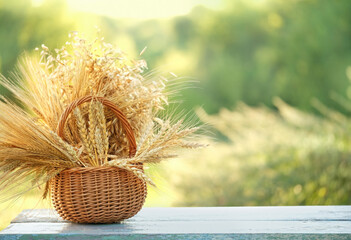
[88,99,99,166]
[96,102,109,164]
[74,107,95,165]
[49,130,84,167]
[110,160,155,186]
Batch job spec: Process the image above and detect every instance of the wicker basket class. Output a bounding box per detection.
[50,96,147,223]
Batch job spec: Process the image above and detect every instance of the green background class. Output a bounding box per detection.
[0,0,350,230]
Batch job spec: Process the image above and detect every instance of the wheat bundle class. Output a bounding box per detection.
[0,33,202,222]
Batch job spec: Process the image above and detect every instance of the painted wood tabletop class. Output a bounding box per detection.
[0,206,350,239]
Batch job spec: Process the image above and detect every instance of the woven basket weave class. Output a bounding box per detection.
[50,96,147,223]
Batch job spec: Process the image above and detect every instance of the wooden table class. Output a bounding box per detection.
[1,206,350,239]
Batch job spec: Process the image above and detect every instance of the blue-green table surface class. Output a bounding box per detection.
[0,206,350,239]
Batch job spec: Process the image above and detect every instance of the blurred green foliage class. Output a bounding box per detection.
[0,0,74,72]
[0,0,74,97]
[1,0,351,114]
[0,0,350,210]
[167,99,351,205]
[122,0,351,114]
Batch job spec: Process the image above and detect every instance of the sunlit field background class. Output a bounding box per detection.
[1,0,351,230]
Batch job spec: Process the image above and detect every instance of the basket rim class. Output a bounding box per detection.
[58,165,143,174]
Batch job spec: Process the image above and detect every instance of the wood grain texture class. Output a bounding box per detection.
[1,206,350,239]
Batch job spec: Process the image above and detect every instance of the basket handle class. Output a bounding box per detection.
[56,96,136,157]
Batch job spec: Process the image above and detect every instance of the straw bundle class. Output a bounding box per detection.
[0,33,203,217]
